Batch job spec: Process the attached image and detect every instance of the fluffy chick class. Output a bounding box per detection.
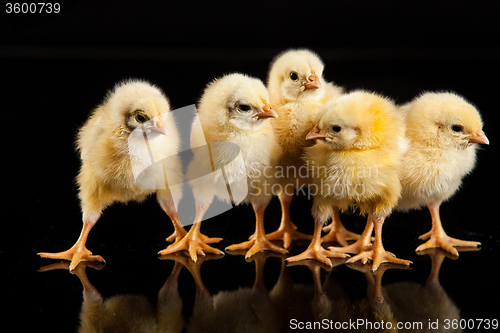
[159,73,285,261]
[266,49,346,248]
[396,92,488,255]
[39,79,184,270]
[293,91,412,270]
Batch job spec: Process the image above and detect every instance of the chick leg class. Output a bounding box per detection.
[225,203,288,259]
[286,218,349,267]
[346,213,412,272]
[321,206,365,246]
[328,219,374,256]
[158,204,224,262]
[266,191,312,248]
[160,204,220,245]
[38,211,105,271]
[158,198,187,244]
[416,201,481,256]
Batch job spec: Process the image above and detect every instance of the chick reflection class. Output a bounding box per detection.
[39,261,184,333]
[186,251,281,333]
[383,249,464,333]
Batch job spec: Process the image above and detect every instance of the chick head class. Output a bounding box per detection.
[198,73,277,134]
[405,92,488,149]
[307,91,401,150]
[267,49,326,103]
[104,79,171,139]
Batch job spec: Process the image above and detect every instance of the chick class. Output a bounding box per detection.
[293,91,412,270]
[39,79,184,270]
[159,73,285,261]
[384,249,463,333]
[266,49,347,248]
[396,92,488,255]
[187,253,281,333]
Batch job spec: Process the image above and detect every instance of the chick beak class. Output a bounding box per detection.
[468,130,489,145]
[256,101,278,119]
[152,118,169,136]
[306,125,325,140]
[304,74,321,90]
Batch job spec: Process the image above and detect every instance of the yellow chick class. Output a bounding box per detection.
[396,92,488,255]
[187,253,281,333]
[384,250,463,333]
[293,91,412,270]
[39,79,184,271]
[266,48,347,248]
[159,73,285,261]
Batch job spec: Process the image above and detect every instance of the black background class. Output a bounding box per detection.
[2,1,499,331]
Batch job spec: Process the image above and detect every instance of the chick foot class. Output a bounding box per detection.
[416,231,480,256]
[266,192,311,248]
[328,219,374,255]
[266,221,312,249]
[38,245,104,272]
[226,234,287,259]
[158,222,223,262]
[38,218,104,271]
[227,203,288,258]
[347,248,411,272]
[165,228,187,243]
[165,228,220,244]
[346,215,411,272]
[321,206,365,246]
[286,220,349,267]
[159,200,191,244]
[416,202,481,256]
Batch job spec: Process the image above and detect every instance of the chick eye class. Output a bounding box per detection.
[134,111,149,123]
[238,104,252,112]
[451,124,464,133]
[289,72,299,81]
[332,125,342,133]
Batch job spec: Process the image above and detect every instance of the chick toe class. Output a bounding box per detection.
[286,244,348,267]
[322,224,363,247]
[165,228,188,243]
[416,232,480,256]
[327,220,375,255]
[38,245,105,272]
[226,237,287,259]
[158,223,224,262]
[265,220,312,249]
[347,248,412,272]
[322,207,365,246]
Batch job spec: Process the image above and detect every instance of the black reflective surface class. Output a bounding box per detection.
[3,2,500,332]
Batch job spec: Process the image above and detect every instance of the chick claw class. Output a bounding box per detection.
[416,231,481,257]
[265,221,312,249]
[158,229,224,262]
[346,249,412,272]
[322,223,364,247]
[225,237,287,259]
[286,245,349,267]
[165,228,187,243]
[38,246,105,272]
